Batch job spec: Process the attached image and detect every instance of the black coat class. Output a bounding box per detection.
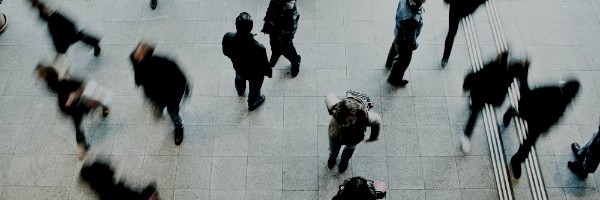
[130,54,188,107]
[45,12,79,53]
[518,86,572,132]
[262,0,300,43]
[463,60,527,106]
[222,32,272,78]
[447,0,488,19]
[47,78,88,116]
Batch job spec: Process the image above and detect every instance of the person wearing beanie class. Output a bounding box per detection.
[223,12,272,111]
[262,0,301,77]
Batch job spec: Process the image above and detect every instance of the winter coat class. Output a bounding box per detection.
[518,86,572,133]
[46,78,89,116]
[463,59,528,106]
[447,0,488,19]
[262,0,300,43]
[395,0,423,50]
[130,54,188,107]
[326,95,381,146]
[222,32,272,79]
[45,12,79,53]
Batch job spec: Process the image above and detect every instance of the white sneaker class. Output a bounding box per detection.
[77,144,87,161]
[461,135,471,153]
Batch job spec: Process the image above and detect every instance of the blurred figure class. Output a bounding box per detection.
[29,0,101,74]
[326,91,381,172]
[332,176,387,200]
[385,0,426,86]
[36,64,111,160]
[461,51,529,153]
[441,0,487,67]
[569,125,600,178]
[150,0,157,10]
[80,161,160,200]
[130,42,189,145]
[262,0,301,77]
[504,80,580,178]
[223,12,272,111]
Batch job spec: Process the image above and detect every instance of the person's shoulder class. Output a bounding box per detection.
[224,32,236,39]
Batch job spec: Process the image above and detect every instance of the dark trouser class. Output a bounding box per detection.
[269,35,300,68]
[505,109,547,165]
[72,111,87,145]
[235,73,264,106]
[464,100,485,138]
[386,38,413,81]
[329,138,358,162]
[443,6,465,60]
[56,31,100,54]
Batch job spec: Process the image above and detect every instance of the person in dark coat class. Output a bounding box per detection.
[461,51,529,152]
[130,42,189,145]
[332,176,387,200]
[385,0,426,86]
[568,125,600,178]
[80,161,160,200]
[30,0,101,57]
[440,0,488,67]
[36,65,110,160]
[223,12,272,111]
[262,0,301,77]
[504,80,580,178]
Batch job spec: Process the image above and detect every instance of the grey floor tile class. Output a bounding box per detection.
[0,154,11,186]
[283,156,318,190]
[316,20,344,44]
[422,156,459,189]
[284,97,318,126]
[425,189,461,200]
[44,124,78,155]
[110,155,145,188]
[389,189,425,200]
[351,156,388,182]
[343,20,375,43]
[564,188,600,200]
[7,154,44,186]
[410,70,445,97]
[209,189,245,200]
[169,1,200,21]
[316,69,347,97]
[37,155,77,187]
[248,126,284,157]
[111,125,148,156]
[246,190,282,200]
[283,126,318,156]
[183,97,221,126]
[0,186,36,200]
[284,68,317,96]
[556,155,596,188]
[145,125,179,156]
[456,156,495,189]
[0,124,20,154]
[445,97,469,126]
[345,44,379,69]
[418,126,454,156]
[33,186,71,200]
[178,126,215,156]
[546,188,567,200]
[247,97,285,126]
[175,156,212,189]
[283,190,319,200]
[381,97,416,126]
[174,189,209,200]
[317,156,354,192]
[538,155,564,188]
[387,156,424,189]
[141,156,177,189]
[210,157,247,190]
[246,157,283,190]
[460,189,499,200]
[384,126,420,156]
[414,97,449,126]
[212,126,249,156]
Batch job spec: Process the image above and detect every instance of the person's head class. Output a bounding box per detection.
[408,0,426,10]
[337,177,377,200]
[235,12,253,34]
[503,51,530,77]
[331,98,367,127]
[560,80,580,100]
[29,0,54,19]
[132,42,155,64]
[35,63,59,84]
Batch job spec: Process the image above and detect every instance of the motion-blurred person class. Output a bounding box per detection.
[262,0,301,77]
[504,80,580,178]
[385,0,426,86]
[223,12,272,111]
[130,42,189,145]
[332,176,387,200]
[80,161,160,200]
[36,64,111,160]
[30,0,101,77]
[326,91,381,172]
[461,51,529,152]
[569,125,600,178]
[441,0,487,67]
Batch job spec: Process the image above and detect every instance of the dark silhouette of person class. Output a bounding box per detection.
[150,0,157,10]
[332,176,387,200]
[223,12,272,111]
[461,51,529,152]
[80,161,160,200]
[569,125,600,178]
[262,0,301,77]
[385,0,426,86]
[504,80,580,178]
[441,0,487,67]
[130,42,189,145]
[30,0,101,57]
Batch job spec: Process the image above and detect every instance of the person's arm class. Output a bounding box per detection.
[261,46,272,78]
[325,93,341,114]
[402,18,420,50]
[366,111,381,141]
[262,0,277,34]
[222,33,232,58]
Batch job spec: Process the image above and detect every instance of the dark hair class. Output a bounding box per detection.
[562,80,580,99]
[36,64,59,84]
[335,177,377,200]
[333,98,367,126]
[235,12,253,33]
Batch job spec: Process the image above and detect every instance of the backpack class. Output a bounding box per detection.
[346,90,374,111]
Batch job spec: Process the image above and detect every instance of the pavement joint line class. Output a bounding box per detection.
[488,0,548,198]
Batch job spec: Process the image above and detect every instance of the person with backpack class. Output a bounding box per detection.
[325,91,381,172]
[385,0,426,86]
[568,125,600,178]
[440,0,488,67]
[262,0,301,77]
[223,12,272,111]
[461,51,529,153]
[332,176,387,200]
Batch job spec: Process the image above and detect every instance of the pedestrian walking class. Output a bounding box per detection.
[440,0,487,67]
[569,125,600,178]
[130,42,189,145]
[332,176,387,200]
[80,160,160,200]
[504,80,580,178]
[223,12,272,111]
[326,91,381,172]
[385,0,426,86]
[262,0,301,77]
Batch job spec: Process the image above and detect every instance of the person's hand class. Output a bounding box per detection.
[373,181,388,193]
[364,136,377,142]
[65,92,77,107]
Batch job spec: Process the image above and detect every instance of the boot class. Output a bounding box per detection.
[568,161,588,179]
[327,156,337,169]
[339,150,353,173]
[174,127,184,145]
[291,55,301,77]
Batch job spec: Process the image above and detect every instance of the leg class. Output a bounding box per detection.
[167,102,184,145]
[328,135,342,169]
[72,112,89,160]
[53,53,70,80]
[503,107,517,127]
[385,43,397,69]
[235,73,246,96]
[269,35,282,68]
[76,32,101,56]
[511,130,541,178]
[442,7,462,64]
[463,101,484,153]
[282,41,301,77]
[388,39,413,85]
[338,144,357,172]
[248,76,265,111]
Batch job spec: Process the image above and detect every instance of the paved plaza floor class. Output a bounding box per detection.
[0,0,599,199]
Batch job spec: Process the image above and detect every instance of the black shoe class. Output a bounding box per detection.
[503,111,512,127]
[388,79,408,87]
[174,127,184,145]
[511,158,521,179]
[94,46,101,56]
[150,0,158,9]
[568,161,588,179]
[441,57,448,68]
[249,95,265,111]
[291,55,301,77]
[571,142,581,157]
[102,107,110,117]
[328,156,337,169]
[338,159,349,173]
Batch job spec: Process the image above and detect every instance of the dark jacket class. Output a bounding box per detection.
[46,78,89,116]
[45,12,79,53]
[262,0,300,43]
[463,60,528,106]
[222,32,272,78]
[80,162,157,200]
[447,0,488,19]
[130,54,188,107]
[395,0,423,50]
[517,86,572,132]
